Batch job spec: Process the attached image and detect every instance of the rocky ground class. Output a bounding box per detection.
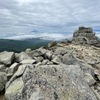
[0,41,100,100]
[0,27,100,100]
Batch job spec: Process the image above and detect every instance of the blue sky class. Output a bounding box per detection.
[0,0,100,39]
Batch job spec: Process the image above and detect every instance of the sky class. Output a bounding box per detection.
[0,0,100,40]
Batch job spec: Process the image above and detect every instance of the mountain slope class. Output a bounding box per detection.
[0,38,52,52]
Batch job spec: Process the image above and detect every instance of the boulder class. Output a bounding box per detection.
[5,64,97,100]
[32,50,42,57]
[5,77,24,100]
[15,52,31,62]
[0,51,15,65]
[7,63,19,75]
[63,52,78,65]
[0,72,7,92]
[45,51,53,60]
[6,64,27,89]
[38,47,48,55]
[52,55,62,64]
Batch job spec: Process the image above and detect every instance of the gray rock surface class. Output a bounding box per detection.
[15,52,31,62]
[32,50,42,57]
[73,26,100,46]
[5,77,24,100]
[7,63,19,75]
[6,64,27,89]
[20,59,36,64]
[34,56,43,62]
[52,55,62,64]
[54,47,69,55]
[0,51,15,65]
[5,64,97,100]
[45,51,53,60]
[0,72,7,92]
[38,47,48,55]
[63,52,78,65]
[42,59,53,65]
[0,64,6,72]
[84,73,96,86]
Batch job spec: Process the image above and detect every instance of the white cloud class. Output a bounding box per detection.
[0,0,100,35]
[96,33,100,38]
[4,32,71,40]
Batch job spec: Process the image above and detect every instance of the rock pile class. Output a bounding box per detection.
[73,26,100,46]
[0,41,100,100]
[0,27,100,100]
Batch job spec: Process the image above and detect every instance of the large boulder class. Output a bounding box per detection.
[6,64,27,89]
[15,52,31,62]
[0,51,15,66]
[72,26,100,46]
[5,64,97,100]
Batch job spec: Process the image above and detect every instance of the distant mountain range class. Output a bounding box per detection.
[0,38,53,52]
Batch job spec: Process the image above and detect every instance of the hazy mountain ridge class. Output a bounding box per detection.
[0,38,52,52]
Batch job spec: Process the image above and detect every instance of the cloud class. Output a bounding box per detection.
[4,32,72,40]
[96,33,100,38]
[0,0,100,34]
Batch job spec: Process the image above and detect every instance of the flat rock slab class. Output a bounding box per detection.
[20,59,36,64]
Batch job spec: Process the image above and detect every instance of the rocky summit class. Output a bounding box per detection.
[72,26,100,47]
[0,27,100,100]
